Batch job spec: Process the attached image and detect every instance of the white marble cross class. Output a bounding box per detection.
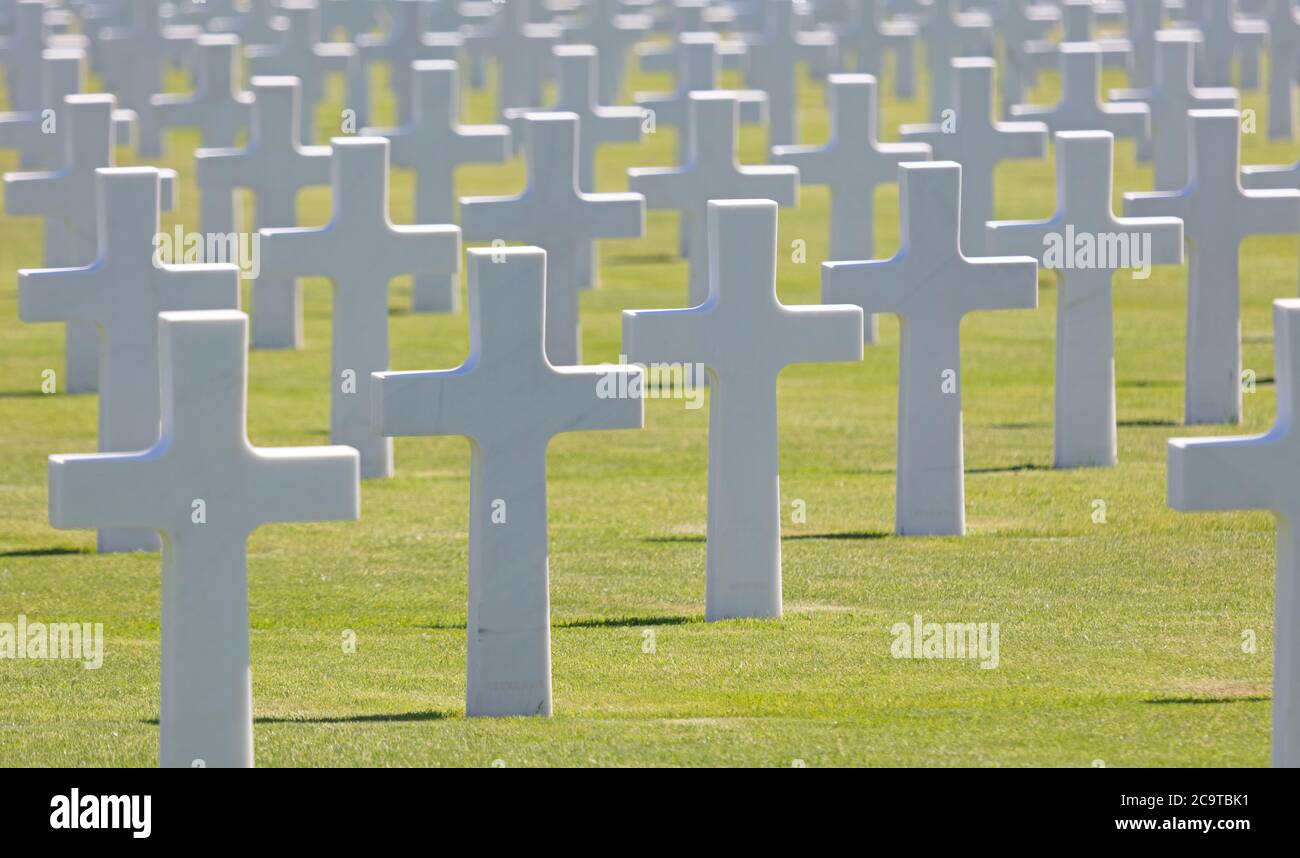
[505,45,644,289]
[461,112,643,365]
[824,162,1039,536]
[1011,43,1150,146]
[1126,0,1166,89]
[624,199,862,620]
[773,73,930,342]
[987,131,1183,468]
[1110,30,1237,192]
[209,0,287,48]
[629,92,798,305]
[832,0,919,99]
[371,247,642,717]
[246,0,365,144]
[1057,0,1134,70]
[153,33,253,150]
[992,0,1059,112]
[364,59,509,313]
[1197,0,1267,89]
[901,58,1047,255]
[1168,297,1300,768]
[463,0,561,114]
[356,0,462,125]
[745,0,836,147]
[0,0,85,113]
[564,0,652,104]
[634,32,768,171]
[5,94,176,395]
[0,47,74,170]
[98,0,201,156]
[1126,109,1300,425]
[20,167,241,552]
[635,8,747,77]
[1266,0,1300,139]
[258,137,461,477]
[49,310,359,767]
[194,75,331,257]
[917,0,992,121]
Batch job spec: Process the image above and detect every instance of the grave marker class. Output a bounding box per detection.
[824,162,1039,535]
[49,310,360,766]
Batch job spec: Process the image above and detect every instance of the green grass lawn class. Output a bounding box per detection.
[1,48,1297,766]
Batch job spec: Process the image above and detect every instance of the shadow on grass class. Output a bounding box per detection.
[785,530,891,541]
[556,615,698,629]
[0,390,78,399]
[990,422,1046,430]
[1119,419,1179,428]
[605,252,678,266]
[966,463,1050,475]
[1144,696,1270,705]
[144,710,456,726]
[0,547,89,558]
[644,534,706,544]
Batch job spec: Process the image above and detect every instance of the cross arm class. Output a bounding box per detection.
[622,307,711,367]
[734,166,799,207]
[985,216,1059,262]
[1122,188,1187,220]
[371,367,473,439]
[49,450,166,531]
[1169,434,1282,514]
[550,365,644,434]
[245,445,360,527]
[1114,215,1185,267]
[454,123,512,164]
[821,258,912,316]
[458,194,532,241]
[779,304,865,367]
[19,265,97,323]
[258,225,340,277]
[2,169,68,216]
[1237,189,1300,236]
[626,166,692,210]
[961,256,1040,314]
[576,191,644,238]
[387,224,462,276]
[1242,162,1300,191]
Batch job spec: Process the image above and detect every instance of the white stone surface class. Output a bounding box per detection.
[504,45,644,289]
[21,167,240,551]
[629,92,798,305]
[48,310,358,767]
[1267,0,1300,139]
[246,0,366,143]
[371,247,643,717]
[745,0,836,147]
[5,94,176,394]
[773,73,930,343]
[1126,109,1300,425]
[356,0,461,125]
[364,59,509,313]
[901,58,1047,256]
[153,33,252,150]
[461,112,643,365]
[195,77,332,350]
[98,0,200,157]
[565,0,651,105]
[624,199,862,620]
[1111,30,1238,192]
[1011,43,1150,145]
[987,131,1183,468]
[1168,297,1300,768]
[917,0,992,121]
[824,162,1039,536]
[258,137,460,477]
